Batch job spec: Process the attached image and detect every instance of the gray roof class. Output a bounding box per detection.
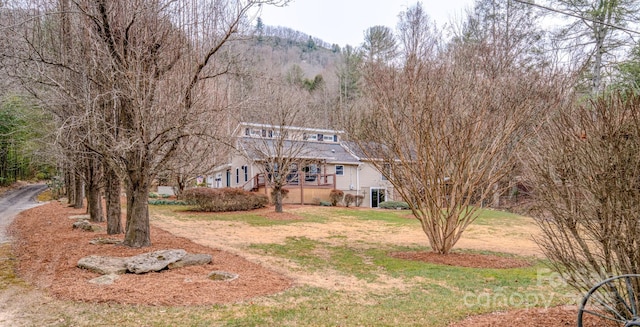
[238,137,360,164]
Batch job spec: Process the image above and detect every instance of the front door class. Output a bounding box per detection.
[371,188,386,208]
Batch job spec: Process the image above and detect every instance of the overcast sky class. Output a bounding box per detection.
[256,0,475,48]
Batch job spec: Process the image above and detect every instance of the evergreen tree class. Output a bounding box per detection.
[362,25,397,64]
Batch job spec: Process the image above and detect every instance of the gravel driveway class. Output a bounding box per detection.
[0,184,47,243]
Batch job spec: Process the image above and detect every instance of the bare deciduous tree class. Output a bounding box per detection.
[525,92,640,292]
[1,0,287,247]
[236,81,314,213]
[347,4,566,254]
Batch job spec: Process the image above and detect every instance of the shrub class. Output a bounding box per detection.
[379,201,410,210]
[183,187,268,212]
[148,192,159,198]
[329,189,344,206]
[344,194,355,207]
[354,195,364,207]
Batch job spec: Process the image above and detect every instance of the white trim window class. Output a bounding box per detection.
[335,165,344,176]
[381,163,391,181]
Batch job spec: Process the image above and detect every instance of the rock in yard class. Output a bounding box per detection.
[69,214,90,220]
[72,220,102,232]
[88,273,120,285]
[208,270,238,282]
[125,249,187,274]
[89,238,122,245]
[168,253,212,269]
[77,255,128,275]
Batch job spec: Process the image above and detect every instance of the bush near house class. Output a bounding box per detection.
[379,201,410,210]
[344,194,355,207]
[329,189,344,206]
[355,195,364,207]
[183,187,268,212]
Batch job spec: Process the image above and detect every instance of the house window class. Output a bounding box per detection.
[335,165,344,176]
[262,129,267,137]
[242,165,248,182]
[244,128,250,136]
[268,130,273,138]
[317,134,324,141]
[333,134,338,142]
[381,163,391,181]
[236,168,240,184]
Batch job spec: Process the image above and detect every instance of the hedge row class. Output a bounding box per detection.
[182,187,268,212]
[379,201,410,210]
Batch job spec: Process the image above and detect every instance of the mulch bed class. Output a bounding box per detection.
[389,251,532,269]
[9,201,291,306]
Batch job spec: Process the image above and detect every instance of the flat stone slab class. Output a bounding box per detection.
[78,255,128,275]
[168,253,212,269]
[69,214,90,220]
[88,273,120,285]
[208,270,238,282]
[89,238,122,245]
[125,249,187,274]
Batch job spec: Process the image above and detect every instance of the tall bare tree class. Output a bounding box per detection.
[347,3,567,254]
[545,0,640,94]
[237,80,314,213]
[1,0,287,247]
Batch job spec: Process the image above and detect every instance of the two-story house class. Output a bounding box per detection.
[210,122,394,208]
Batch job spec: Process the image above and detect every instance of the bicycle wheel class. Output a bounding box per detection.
[578,274,640,327]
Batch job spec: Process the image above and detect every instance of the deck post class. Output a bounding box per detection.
[300,171,304,205]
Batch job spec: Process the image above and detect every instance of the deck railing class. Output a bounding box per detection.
[241,172,336,191]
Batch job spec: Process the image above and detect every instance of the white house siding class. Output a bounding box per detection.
[357,163,394,208]
[331,163,358,191]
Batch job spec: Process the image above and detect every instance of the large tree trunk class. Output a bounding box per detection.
[73,168,84,209]
[105,166,123,235]
[66,167,74,205]
[86,156,104,222]
[273,186,284,213]
[123,169,151,247]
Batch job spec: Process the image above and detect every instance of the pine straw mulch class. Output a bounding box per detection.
[450,305,615,327]
[390,251,531,269]
[8,201,291,306]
